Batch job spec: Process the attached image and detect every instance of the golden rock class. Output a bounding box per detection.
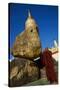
[11,11,42,59]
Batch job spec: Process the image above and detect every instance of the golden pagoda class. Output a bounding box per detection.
[11,11,42,59]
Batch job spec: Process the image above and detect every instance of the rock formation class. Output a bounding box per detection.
[9,58,40,87]
[9,11,42,87]
[11,11,41,59]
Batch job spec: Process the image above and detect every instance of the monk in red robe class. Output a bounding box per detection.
[40,48,58,84]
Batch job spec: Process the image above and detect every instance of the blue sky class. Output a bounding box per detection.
[9,3,58,59]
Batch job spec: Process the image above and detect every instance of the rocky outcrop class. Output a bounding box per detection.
[11,11,42,59]
[9,57,40,87]
[9,11,42,87]
[11,29,41,59]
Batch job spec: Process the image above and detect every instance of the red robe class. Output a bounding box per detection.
[40,49,57,83]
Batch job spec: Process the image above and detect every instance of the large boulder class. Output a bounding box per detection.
[11,11,42,59]
[11,29,41,59]
[9,57,40,87]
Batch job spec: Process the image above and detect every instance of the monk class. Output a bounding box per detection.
[40,48,58,84]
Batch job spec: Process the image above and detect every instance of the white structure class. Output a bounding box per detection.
[52,53,58,61]
[54,40,58,48]
[49,40,58,61]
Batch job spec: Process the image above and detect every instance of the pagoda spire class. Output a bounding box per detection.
[28,10,32,18]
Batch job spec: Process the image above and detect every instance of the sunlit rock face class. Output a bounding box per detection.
[11,11,41,59]
[9,58,40,87]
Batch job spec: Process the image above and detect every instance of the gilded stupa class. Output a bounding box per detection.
[11,11,42,59]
